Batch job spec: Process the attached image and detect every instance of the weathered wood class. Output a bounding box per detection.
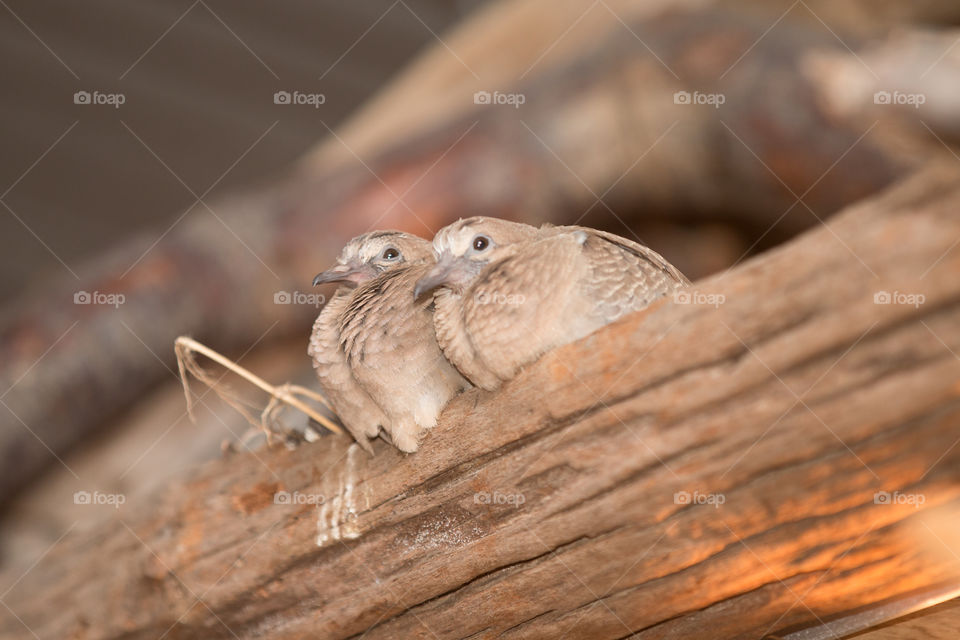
[853,598,960,639]
[5,0,958,505]
[2,161,959,639]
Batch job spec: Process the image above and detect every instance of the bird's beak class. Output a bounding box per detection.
[312,261,375,288]
[414,253,473,299]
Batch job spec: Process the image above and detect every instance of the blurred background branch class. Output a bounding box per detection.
[1,1,960,637]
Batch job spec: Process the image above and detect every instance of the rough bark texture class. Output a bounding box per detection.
[2,162,958,639]
[6,0,960,505]
[854,598,960,639]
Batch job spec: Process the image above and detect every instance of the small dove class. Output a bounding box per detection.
[414,217,690,390]
[310,231,470,452]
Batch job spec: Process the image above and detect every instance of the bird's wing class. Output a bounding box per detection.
[459,236,584,385]
[559,226,689,325]
[455,228,688,387]
[310,291,385,452]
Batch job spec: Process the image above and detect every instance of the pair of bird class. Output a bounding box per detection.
[308,217,689,454]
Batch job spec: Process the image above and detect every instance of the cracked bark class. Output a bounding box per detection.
[2,162,959,639]
[7,0,960,506]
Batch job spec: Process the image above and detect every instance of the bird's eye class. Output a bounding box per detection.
[472,235,490,252]
[381,248,400,260]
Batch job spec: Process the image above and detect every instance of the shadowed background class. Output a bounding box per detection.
[0,0,485,302]
[1,1,960,637]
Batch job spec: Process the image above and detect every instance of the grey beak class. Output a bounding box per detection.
[414,268,448,299]
[414,253,472,299]
[312,262,375,288]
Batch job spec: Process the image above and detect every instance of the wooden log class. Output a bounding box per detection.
[852,598,960,639]
[2,161,958,639]
[5,0,953,505]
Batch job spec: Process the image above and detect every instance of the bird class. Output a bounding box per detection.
[414,217,690,390]
[309,231,470,453]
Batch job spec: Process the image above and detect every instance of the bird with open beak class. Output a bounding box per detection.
[415,217,690,390]
[309,231,470,453]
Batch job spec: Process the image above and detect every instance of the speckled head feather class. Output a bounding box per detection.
[337,231,433,272]
[431,217,539,263]
[415,218,540,298]
[314,231,432,288]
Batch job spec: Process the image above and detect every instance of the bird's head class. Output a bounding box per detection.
[313,231,431,288]
[414,217,539,298]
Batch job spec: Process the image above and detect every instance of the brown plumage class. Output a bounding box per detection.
[309,231,470,453]
[414,217,690,390]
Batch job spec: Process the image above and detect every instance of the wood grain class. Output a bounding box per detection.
[2,161,959,639]
[852,598,960,639]
[7,0,958,508]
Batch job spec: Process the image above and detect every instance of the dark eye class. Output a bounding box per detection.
[381,247,400,260]
[472,235,490,251]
